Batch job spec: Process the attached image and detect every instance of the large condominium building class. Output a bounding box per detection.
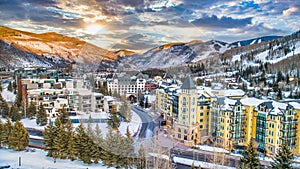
[107,72,149,96]
[157,76,300,157]
[213,97,300,157]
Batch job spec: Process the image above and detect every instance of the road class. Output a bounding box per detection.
[131,106,156,139]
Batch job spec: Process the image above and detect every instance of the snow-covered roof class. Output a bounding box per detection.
[223,98,238,110]
[289,102,300,110]
[224,89,245,97]
[241,97,265,107]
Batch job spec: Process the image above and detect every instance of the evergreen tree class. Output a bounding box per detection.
[1,118,13,147]
[65,119,76,161]
[137,145,146,169]
[74,121,96,164]
[94,123,103,146]
[119,96,132,122]
[1,100,10,118]
[43,120,55,157]
[10,104,21,122]
[52,118,64,160]
[27,101,37,119]
[240,139,260,169]
[36,103,48,126]
[123,127,135,168]
[7,82,13,92]
[277,89,283,100]
[271,142,294,169]
[277,71,283,83]
[101,129,122,167]
[8,121,29,151]
[59,104,68,124]
[107,109,120,130]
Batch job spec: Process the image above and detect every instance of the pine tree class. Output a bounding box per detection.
[27,101,37,119]
[107,109,120,130]
[101,129,121,167]
[2,118,13,147]
[65,119,76,161]
[94,123,103,146]
[7,82,13,92]
[59,104,68,124]
[8,121,29,151]
[271,141,294,169]
[137,145,146,169]
[74,121,94,164]
[10,104,21,122]
[52,118,64,160]
[240,139,260,169]
[36,103,48,126]
[1,100,9,118]
[123,127,134,168]
[43,120,55,157]
[119,96,132,122]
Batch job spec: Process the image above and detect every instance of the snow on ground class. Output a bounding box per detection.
[1,88,16,103]
[173,156,236,169]
[72,110,142,137]
[0,148,111,169]
[195,145,229,153]
[21,118,45,131]
[3,109,142,138]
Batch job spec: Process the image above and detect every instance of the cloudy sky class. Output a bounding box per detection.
[0,0,299,52]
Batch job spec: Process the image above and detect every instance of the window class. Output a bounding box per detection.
[184,130,187,134]
[178,134,181,139]
[178,128,181,132]
[183,97,187,106]
[200,119,203,122]
[200,112,204,116]
[200,106,203,110]
[200,125,203,129]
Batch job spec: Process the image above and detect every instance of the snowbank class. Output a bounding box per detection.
[173,156,236,169]
[0,148,111,169]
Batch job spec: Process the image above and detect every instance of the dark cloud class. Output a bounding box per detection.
[0,0,80,27]
[191,14,252,28]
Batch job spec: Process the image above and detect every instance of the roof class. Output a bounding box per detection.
[181,76,196,89]
[241,97,265,107]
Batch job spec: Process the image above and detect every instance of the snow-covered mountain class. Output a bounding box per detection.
[0,26,118,68]
[230,36,282,47]
[117,40,231,70]
[1,26,299,71]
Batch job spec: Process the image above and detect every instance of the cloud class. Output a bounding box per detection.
[282,6,298,17]
[191,14,252,29]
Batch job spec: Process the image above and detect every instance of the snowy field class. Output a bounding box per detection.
[0,148,112,169]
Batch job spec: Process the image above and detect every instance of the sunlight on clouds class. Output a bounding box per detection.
[81,24,106,35]
[282,6,298,17]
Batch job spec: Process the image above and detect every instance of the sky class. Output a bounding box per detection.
[0,0,299,52]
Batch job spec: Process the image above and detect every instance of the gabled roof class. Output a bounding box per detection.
[181,76,196,89]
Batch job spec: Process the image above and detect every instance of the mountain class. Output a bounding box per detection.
[117,40,231,70]
[230,36,282,47]
[114,49,138,57]
[0,26,117,68]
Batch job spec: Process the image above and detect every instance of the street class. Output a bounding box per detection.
[131,106,157,139]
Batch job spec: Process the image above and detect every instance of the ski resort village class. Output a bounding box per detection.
[1,0,300,168]
[0,58,300,168]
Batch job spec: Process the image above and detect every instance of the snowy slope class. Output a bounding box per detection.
[231,40,300,65]
[118,40,230,70]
